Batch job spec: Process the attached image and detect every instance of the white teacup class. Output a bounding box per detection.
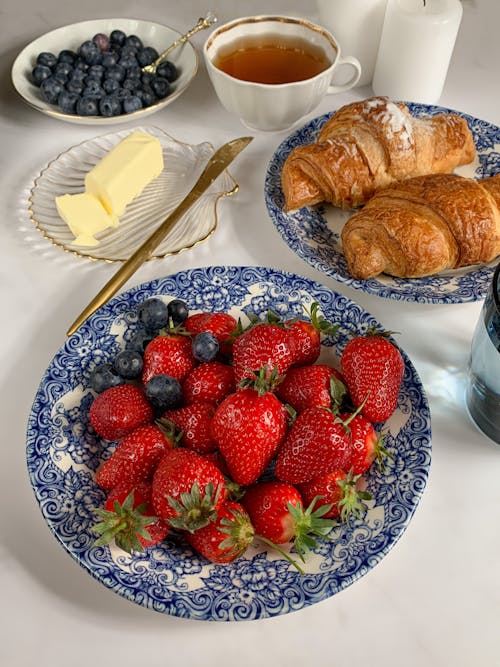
[203,15,362,132]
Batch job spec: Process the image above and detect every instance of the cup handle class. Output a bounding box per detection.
[327,55,362,94]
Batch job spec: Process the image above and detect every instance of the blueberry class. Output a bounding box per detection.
[31,64,52,86]
[58,90,79,114]
[151,76,170,99]
[137,46,159,67]
[78,40,102,65]
[136,87,156,108]
[83,78,105,96]
[66,79,84,95]
[40,77,64,104]
[119,54,138,70]
[101,51,119,68]
[88,64,105,80]
[105,64,126,82]
[54,61,73,78]
[137,297,170,332]
[141,71,155,86]
[36,51,57,68]
[145,374,183,411]
[90,363,124,393]
[73,57,89,71]
[122,94,142,113]
[110,29,127,47]
[116,87,132,101]
[156,60,178,82]
[127,328,155,353]
[192,332,219,362]
[126,65,142,79]
[102,77,120,94]
[99,94,122,116]
[167,299,189,326]
[92,32,110,52]
[122,77,141,91]
[113,349,143,379]
[76,95,99,116]
[58,49,77,64]
[125,35,143,50]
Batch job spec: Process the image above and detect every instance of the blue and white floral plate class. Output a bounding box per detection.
[265,104,500,304]
[26,266,431,620]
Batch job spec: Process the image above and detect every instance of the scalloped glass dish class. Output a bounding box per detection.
[11,18,198,125]
[26,266,431,621]
[265,103,500,304]
[28,126,238,261]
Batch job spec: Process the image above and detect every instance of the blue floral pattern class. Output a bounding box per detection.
[26,266,432,620]
[265,103,500,303]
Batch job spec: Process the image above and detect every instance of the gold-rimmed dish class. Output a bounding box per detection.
[28,126,238,262]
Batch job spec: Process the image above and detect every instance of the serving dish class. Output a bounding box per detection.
[26,265,431,621]
[28,126,238,262]
[11,18,198,125]
[265,103,500,304]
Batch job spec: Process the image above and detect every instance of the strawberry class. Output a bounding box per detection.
[211,368,288,485]
[232,322,296,385]
[151,448,226,532]
[275,364,346,412]
[241,480,335,560]
[340,412,388,474]
[298,469,371,521]
[274,407,352,484]
[182,361,235,405]
[93,481,169,553]
[286,302,339,366]
[89,384,153,441]
[184,312,237,357]
[186,500,255,563]
[142,331,196,384]
[340,330,404,423]
[161,401,217,454]
[95,423,176,490]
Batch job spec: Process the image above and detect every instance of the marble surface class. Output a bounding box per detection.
[0,0,499,665]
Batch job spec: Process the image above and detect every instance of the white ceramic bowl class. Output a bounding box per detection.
[11,18,199,125]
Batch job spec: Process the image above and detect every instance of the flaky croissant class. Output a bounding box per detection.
[340,173,500,279]
[281,97,476,211]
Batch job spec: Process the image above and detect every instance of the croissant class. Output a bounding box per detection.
[281,97,476,211]
[340,173,500,279]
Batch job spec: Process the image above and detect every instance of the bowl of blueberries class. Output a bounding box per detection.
[11,18,199,124]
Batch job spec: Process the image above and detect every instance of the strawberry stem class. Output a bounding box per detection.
[254,535,306,575]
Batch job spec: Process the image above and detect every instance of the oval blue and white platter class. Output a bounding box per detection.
[26,266,432,621]
[265,104,500,304]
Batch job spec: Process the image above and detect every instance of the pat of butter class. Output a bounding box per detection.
[55,192,119,246]
[84,130,164,217]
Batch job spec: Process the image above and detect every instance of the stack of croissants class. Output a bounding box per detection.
[281,96,500,279]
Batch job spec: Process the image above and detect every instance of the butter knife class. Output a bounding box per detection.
[66,136,253,337]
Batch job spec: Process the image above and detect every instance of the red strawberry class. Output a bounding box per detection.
[151,448,226,532]
[340,330,404,423]
[95,423,176,490]
[186,500,255,563]
[232,322,296,385]
[274,407,352,484]
[182,361,235,405]
[298,469,371,521]
[211,370,288,485]
[275,364,346,412]
[142,332,196,384]
[93,481,169,553]
[340,412,388,474]
[89,384,153,441]
[162,401,217,454]
[286,302,339,366]
[184,312,237,357]
[242,480,335,561]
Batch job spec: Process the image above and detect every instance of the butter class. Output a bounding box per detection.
[84,130,164,217]
[55,192,119,246]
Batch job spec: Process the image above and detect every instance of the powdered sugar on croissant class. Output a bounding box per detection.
[281,97,476,211]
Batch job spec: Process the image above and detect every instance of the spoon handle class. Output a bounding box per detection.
[143,12,217,73]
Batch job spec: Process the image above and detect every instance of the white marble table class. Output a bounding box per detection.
[1,0,499,665]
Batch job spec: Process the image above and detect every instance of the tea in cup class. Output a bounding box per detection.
[203,15,362,132]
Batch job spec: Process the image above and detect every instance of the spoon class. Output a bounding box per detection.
[142,12,217,74]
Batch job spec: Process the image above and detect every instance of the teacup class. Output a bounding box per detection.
[203,15,362,132]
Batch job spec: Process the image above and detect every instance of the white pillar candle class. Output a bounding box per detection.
[372,0,463,103]
[317,0,388,86]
